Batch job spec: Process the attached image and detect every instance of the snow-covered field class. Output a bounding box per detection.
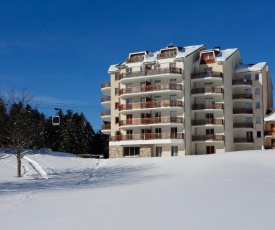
[1,150,275,230]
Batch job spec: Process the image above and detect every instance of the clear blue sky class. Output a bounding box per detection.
[0,0,274,131]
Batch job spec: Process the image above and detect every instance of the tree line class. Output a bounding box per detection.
[0,89,108,177]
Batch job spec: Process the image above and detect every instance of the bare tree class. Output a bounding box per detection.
[0,88,45,177]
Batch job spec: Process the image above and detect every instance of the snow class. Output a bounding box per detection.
[234,62,267,73]
[108,64,119,73]
[215,48,238,62]
[1,150,275,229]
[175,44,205,59]
[265,109,275,121]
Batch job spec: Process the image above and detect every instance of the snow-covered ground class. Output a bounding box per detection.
[1,150,275,230]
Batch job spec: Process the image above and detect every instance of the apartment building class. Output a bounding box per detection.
[101,44,273,157]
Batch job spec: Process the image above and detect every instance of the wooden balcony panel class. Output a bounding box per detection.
[119,67,182,79]
[232,79,252,86]
[192,103,224,110]
[101,110,111,116]
[191,119,224,126]
[264,131,275,136]
[232,94,252,100]
[233,108,253,114]
[119,84,182,95]
[119,117,183,126]
[101,82,111,88]
[101,96,111,103]
[234,137,254,143]
[191,72,223,79]
[119,100,183,111]
[126,56,144,63]
[192,135,224,141]
[191,87,223,94]
[109,133,184,141]
[101,124,111,130]
[233,123,253,128]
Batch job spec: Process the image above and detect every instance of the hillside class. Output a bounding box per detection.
[1,150,275,230]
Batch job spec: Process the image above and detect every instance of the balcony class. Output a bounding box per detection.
[101,110,111,122]
[192,119,224,126]
[192,103,224,111]
[101,82,111,96]
[119,117,183,126]
[191,87,223,95]
[233,108,253,114]
[232,94,252,100]
[157,53,176,59]
[191,71,223,81]
[126,56,144,63]
[109,133,184,141]
[232,79,252,87]
[101,124,111,135]
[233,123,253,128]
[101,96,111,108]
[192,135,224,141]
[119,100,183,111]
[119,67,182,81]
[234,137,254,143]
[119,84,182,96]
[264,131,275,136]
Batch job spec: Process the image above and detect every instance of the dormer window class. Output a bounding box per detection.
[127,53,145,63]
[200,52,215,64]
[158,49,177,59]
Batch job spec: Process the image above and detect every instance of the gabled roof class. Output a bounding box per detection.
[175,45,205,60]
[108,64,119,73]
[264,109,275,121]
[234,62,267,73]
[215,48,239,62]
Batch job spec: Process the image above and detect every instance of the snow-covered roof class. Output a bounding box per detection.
[215,48,238,62]
[234,62,267,73]
[175,45,205,60]
[108,64,119,73]
[264,109,275,121]
[143,51,158,64]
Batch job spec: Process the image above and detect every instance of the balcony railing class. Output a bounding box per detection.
[119,67,182,80]
[101,124,111,130]
[109,133,184,141]
[234,137,254,143]
[119,84,182,95]
[232,94,252,100]
[191,71,223,80]
[264,131,275,136]
[192,135,224,141]
[119,117,183,126]
[119,100,183,111]
[157,53,176,59]
[233,123,253,128]
[126,56,144,63]
[191,119,224,126]
[233,108,253,114]
[101,110,111,116]
[192,103,224,110]
[232,79,252,86]
[191,87,223,95]
[101,96,111,103]
[101,82,111,89]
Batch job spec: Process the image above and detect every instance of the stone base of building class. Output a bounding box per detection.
[109,146,123,158]
[140,145,152,157]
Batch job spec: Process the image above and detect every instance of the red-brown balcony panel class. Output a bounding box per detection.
[119,67,182,79]
[234,137,254,143]
[233,123,253,128]
[232,79,252,86]
[157,49,177,59]
[101,110,111,117]
[192,103,224,110]
[119,100,183,111]
[191,71,223,80]
[109,133,184,141]
[264,131,275,136]
[119,84,182,95]
[126,55,144,63]
[119,117,183,126]
[233,108,253,114]
[191,87,223,95]
[191,119,224,126]
[232,94,252,100]
[192,135,224,141]
[101,96,111,103]
[101,82,111,89]
[101,124,111,130]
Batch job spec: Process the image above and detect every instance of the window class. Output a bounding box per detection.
[115,102,119,110]
[155,112,161,118]
[206,129,214,135]
[126,68,132,73]
[202,52,214,60]
[256,117,261,124]
[246,117,252,123]
[140,82,146,87]
[205,98,214,104]
[170,79,176,84]
[255,88,260,95]
[245,103,252,109]
[115,88,119,95]
[115,117,119,124]
[257,131,261,138]
[126,83,132,88]
[170,95,177,101]
[205,67,212,73]
[170,111,176,118]
[155,80,161,85]
[126,130,133,135]
[154,64,160,70]
[126,98,132,104]
[156,146,162,157]
[115,73,119,81]
[140,97,146,103]
[244,74,251,81]
[255,74,259,81]
[171,146,178,157]
[245,89,251,94]
[246,131,253,138]
[205,83,213,88]
[205,113,214,119]
[155,128,162,138]
[256,102,261,109]
[124,147,140,157]
[155,96,161,101]
[169,62,176,68]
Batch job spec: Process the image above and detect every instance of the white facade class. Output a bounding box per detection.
[101,44,273,157]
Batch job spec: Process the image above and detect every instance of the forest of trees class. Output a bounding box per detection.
[0,89,109,176]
